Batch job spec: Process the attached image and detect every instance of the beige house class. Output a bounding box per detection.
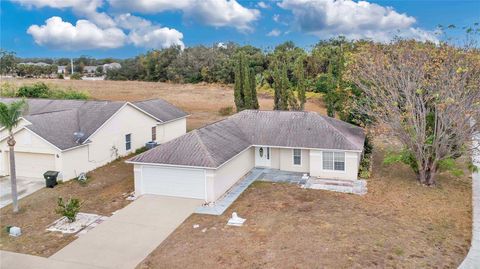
[0,98,187,180]
[128,110,365,202]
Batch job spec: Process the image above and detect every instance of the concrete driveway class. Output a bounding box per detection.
[0,176,44,208]
[50,195,202,269]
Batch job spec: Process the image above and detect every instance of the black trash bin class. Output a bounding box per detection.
[44,171,59,188]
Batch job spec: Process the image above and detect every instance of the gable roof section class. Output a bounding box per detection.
[129,110,365,168]
[132,99,188,122]
[0,98,187,150]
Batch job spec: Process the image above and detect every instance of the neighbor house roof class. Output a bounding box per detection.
[0,98,188,150]
[129,110,365,168]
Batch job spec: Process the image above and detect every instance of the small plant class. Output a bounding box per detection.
[56,197,81,222]
[135,146,148,154]
[218,106,234,116]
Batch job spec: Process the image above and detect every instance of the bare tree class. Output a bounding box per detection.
[349,40,480,185]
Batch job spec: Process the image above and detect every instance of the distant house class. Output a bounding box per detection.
[18,62,51,67]
[102,62,121,73]
[57,66,67,74]
[0,98,188,181]
[83,66,98,74]
[128,110,365,202]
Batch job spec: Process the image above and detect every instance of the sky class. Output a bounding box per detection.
[0,0,479,59]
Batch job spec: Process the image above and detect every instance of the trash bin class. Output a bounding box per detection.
[44,171,59,188]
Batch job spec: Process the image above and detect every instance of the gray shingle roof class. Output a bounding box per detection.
[133,99,188,122]
[0,98,187,150]
[129,110,365,168]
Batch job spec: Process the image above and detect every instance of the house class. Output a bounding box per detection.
[128,110,365,202]
[57,66,67,74]
[0,98,188,180]
[83,66,98,74]
[102,63,121,73]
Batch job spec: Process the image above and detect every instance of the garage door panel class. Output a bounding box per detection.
[13,152,56,179]
[141,166,205,199]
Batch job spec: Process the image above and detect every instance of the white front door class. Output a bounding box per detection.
[255,147,271,167]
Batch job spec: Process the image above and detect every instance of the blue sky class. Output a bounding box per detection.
[1,0,479,59]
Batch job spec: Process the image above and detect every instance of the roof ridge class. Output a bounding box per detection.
[317,115,360,149]
[28,108,75,116]
[193,130,217,167]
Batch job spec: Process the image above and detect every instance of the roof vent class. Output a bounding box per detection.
[73,132,85,143]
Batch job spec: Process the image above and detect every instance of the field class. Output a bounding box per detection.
[2,78,326,130]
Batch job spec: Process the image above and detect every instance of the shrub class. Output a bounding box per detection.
[135,147,147,154]
[70,73,82,80]
[16,82,50,98]
[218,106,234,116]
[57,73,64,79]
[56,197,82,222]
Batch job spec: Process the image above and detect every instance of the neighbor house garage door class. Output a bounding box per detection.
[14,152,56,179]
[140,166,205,199]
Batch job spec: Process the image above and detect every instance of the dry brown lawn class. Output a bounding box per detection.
[3,78,326,130]
[0,156,134,257]
[137,142,472,269]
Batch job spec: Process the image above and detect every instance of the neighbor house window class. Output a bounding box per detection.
[323,151,345,171]
[151,126,156,141]
[125,134,131,150]
[293,149,302,165]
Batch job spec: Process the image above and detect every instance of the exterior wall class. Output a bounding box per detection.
[0,118,30,141]
[278,148,310,173]
[0,128,60,177]
[270,147,280,169]
[155,118,187,144]
[210,147,255,201]
[309,150,360,180]
[60,104,159,180]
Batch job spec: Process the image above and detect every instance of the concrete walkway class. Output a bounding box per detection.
[458,132,480,269]
[49,195,201,269]
[0,176,44,208]
[0,250,102,269]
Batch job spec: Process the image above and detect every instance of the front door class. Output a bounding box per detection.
[255,147,271,167]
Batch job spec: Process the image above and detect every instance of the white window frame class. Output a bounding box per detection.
[125,133,132,151]
[322,151,345,172]
[292,148,302,166]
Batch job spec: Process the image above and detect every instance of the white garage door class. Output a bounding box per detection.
[14,152,56,179]
[140,166,205,199]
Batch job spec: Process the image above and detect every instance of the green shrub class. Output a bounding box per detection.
[218,106,234,116]
[57,73,64,79]
[16,82,50,98]
[70,73,82,80]
[56,197,82,222]
[134,147,148,154]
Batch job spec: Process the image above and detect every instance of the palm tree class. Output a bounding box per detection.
[0,100,27,213]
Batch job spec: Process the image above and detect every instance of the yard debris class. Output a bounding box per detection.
[227,212,246,227]
[201,228,207,233]
[9,226,21,237]
[47,213,103,234]
[125,192,137,201]
[193,224,200,229]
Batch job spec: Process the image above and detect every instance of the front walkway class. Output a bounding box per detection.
[0,250,100,269]
[458,132,480,268]
[0,176,44,208]
[49,195,202,269]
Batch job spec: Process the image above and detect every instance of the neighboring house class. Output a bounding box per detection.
[0,98,188,180]
[83,66,97,74]
[102,63,121,73]
[57,66,67,74]
[128,110,365,202]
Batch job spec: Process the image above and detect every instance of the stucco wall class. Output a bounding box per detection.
[156,118,187,144]
[211,147,255,201]
[278,148,310,173]
[309,150,359,180]
[270,147,280,169]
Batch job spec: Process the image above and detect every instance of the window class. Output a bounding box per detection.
[323,152,345,171]
[125,134,131,151]
[293,149,302,165]
[151,126,156,141]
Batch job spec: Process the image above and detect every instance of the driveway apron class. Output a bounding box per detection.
[50,195,202,269]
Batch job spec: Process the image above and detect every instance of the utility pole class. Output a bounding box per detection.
[71,58,74,74]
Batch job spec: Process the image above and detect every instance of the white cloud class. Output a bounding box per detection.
[273,14,280,23]
[12,0,115,28]
[257,1,269,8]
[267,29,281,37]
[27,16,126,50]
[115,14,185,49]
[109,0,260,31]
[278,0,438,42]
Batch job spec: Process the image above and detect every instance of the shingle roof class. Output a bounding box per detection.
[133,99,188,122]
[129,110,365,168]
[0,98,187,150]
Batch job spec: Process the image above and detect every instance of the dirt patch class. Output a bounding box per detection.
[3,79,327,130]
[0,157,134,257]
[138,145,472,269]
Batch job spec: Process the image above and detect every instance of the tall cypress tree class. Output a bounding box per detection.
[234,52,245,111]
[294,56,306,110]
[234,51,259,111]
